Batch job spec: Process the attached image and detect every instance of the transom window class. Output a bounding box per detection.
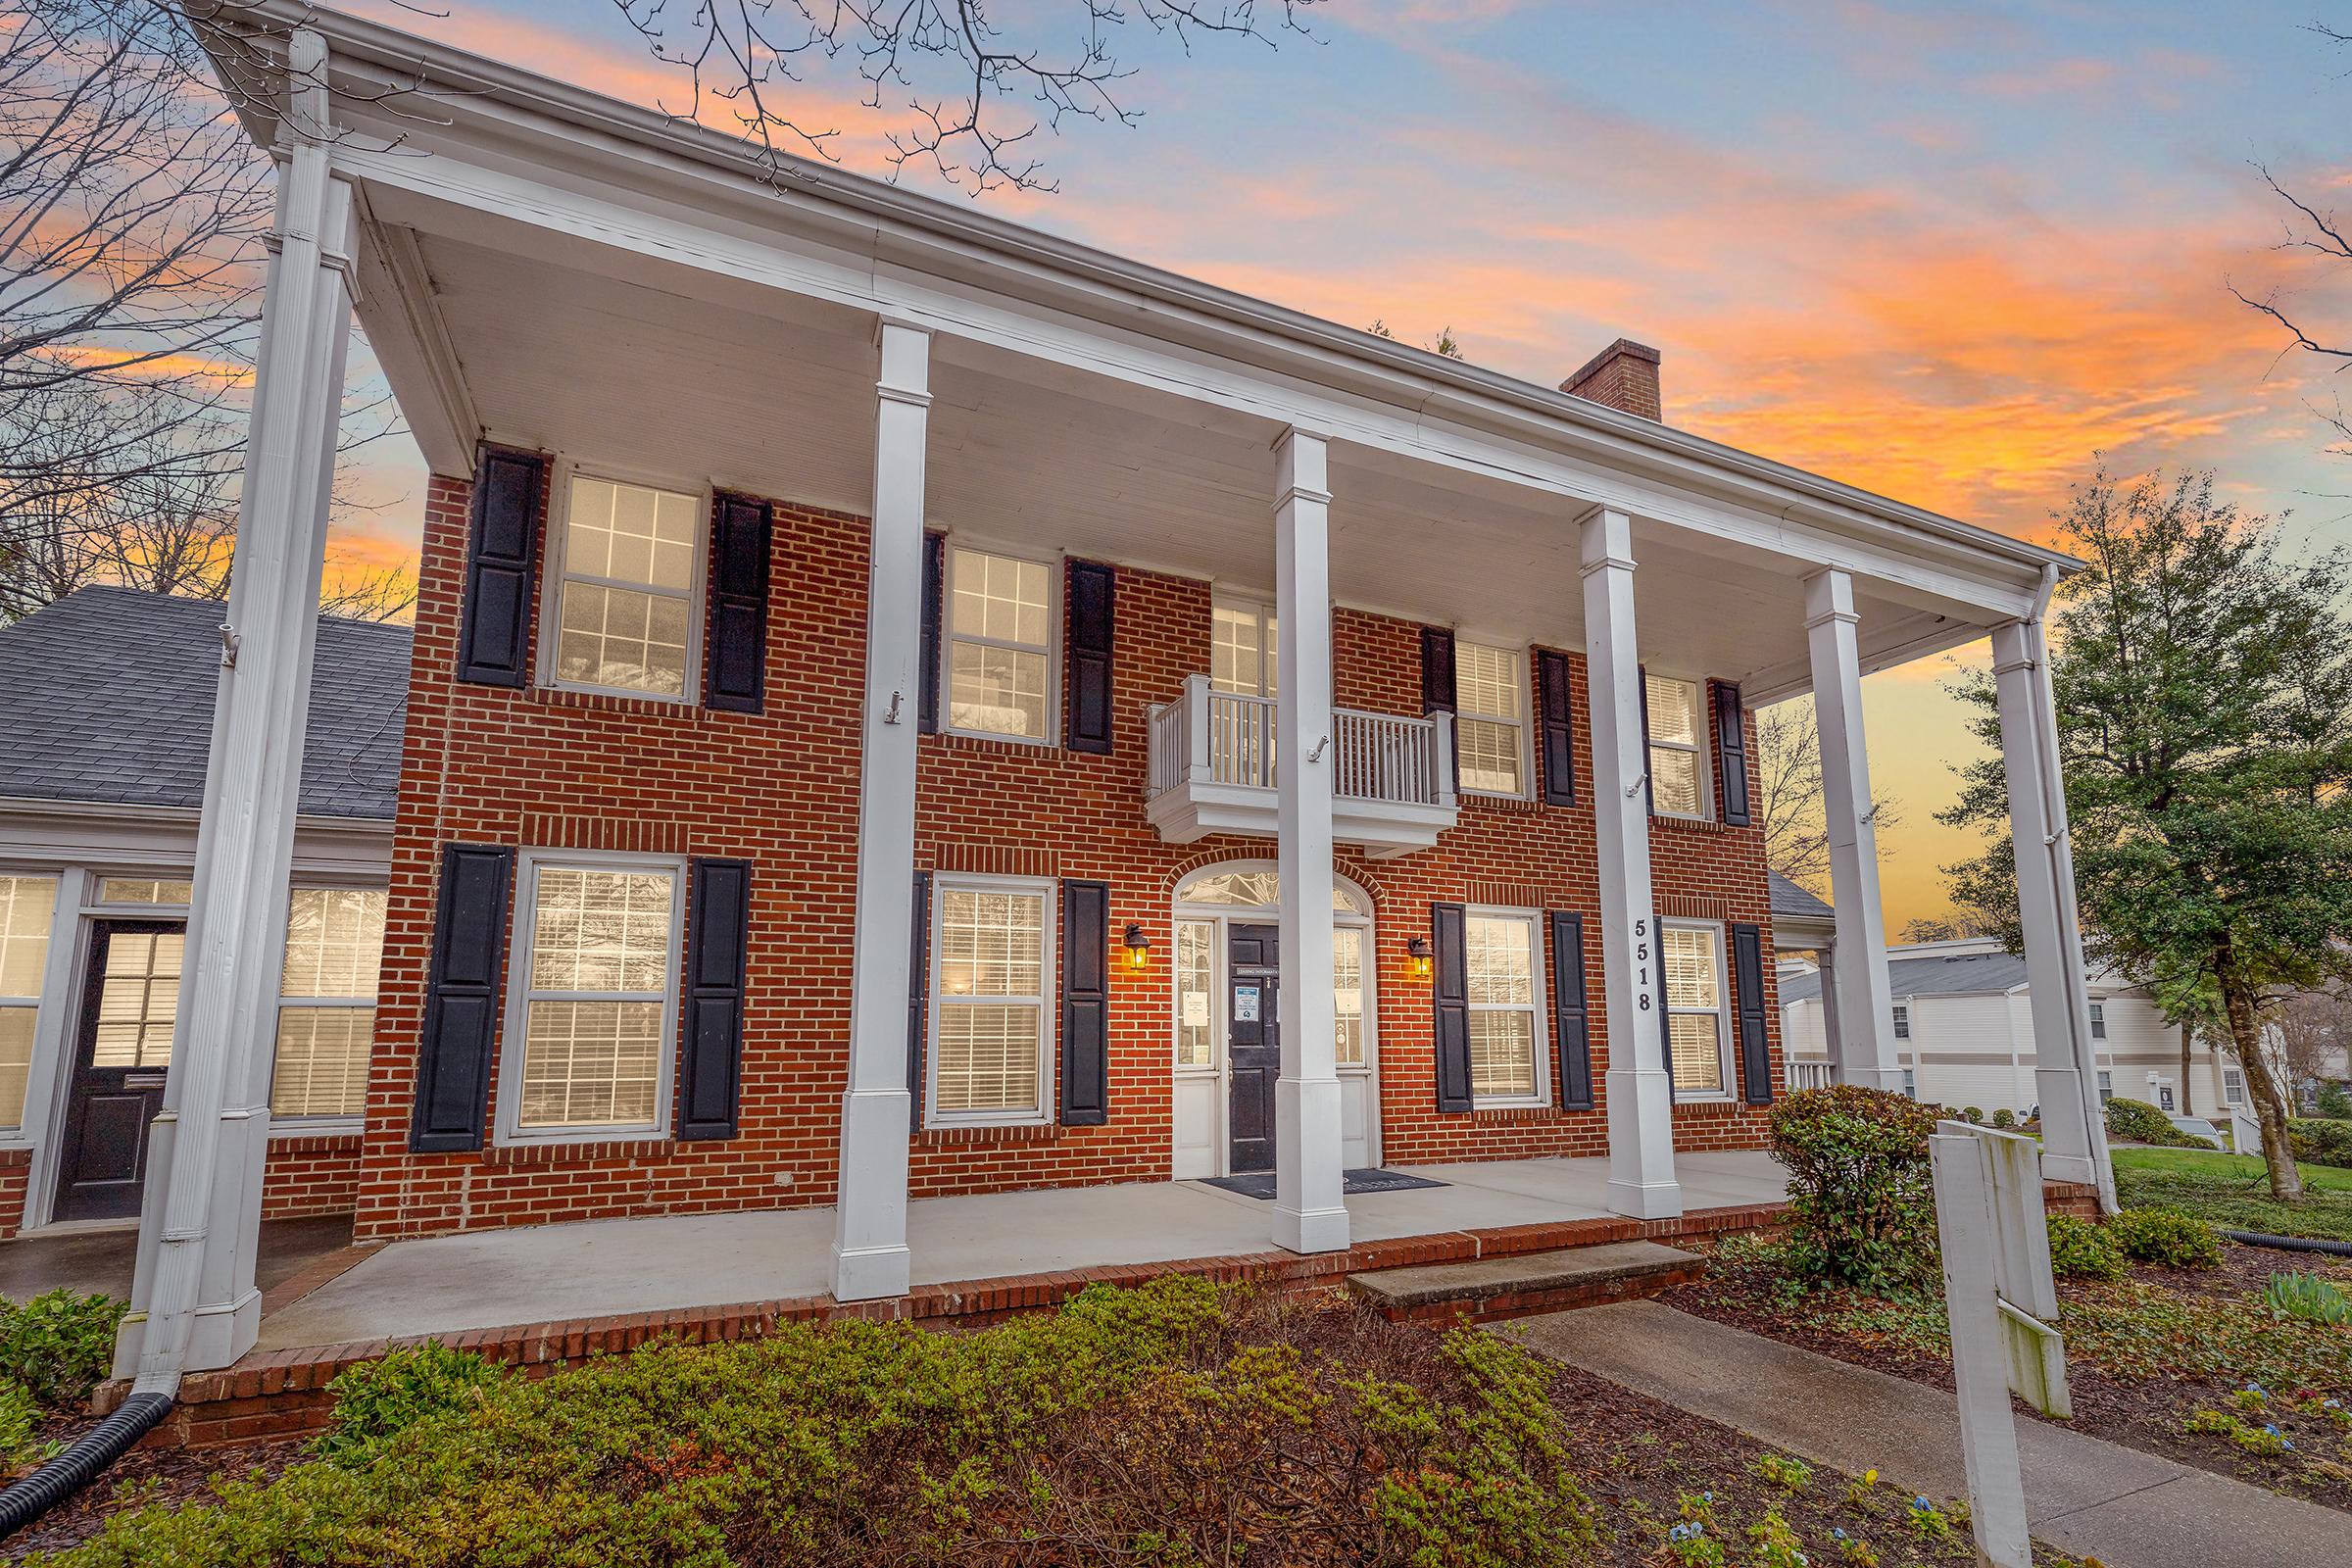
[947,547,1054,741]
[1173,869,1367,916]
[1455,642,1527,797]
[1465,910,1542,1103]
[554,473,702,699]
[932,879,1052,1120]
[1644,674,1709,817]
[271,889,386,1121]
[0,877,57,1129]
[96,877,190,906]
[504,857,682,1139]
[1211,600,1278,698]
[1663,922,1731,1097]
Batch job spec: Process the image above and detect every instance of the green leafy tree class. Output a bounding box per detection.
[1941,466,2352,1201]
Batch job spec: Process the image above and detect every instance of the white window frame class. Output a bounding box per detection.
[1901,1067,1918,1100]
[927,872,1056,1126]
[1643,672,1714,820]
[493,849,687,1147]
[1209,594,1278,699]
[0,874,62,1139]
[2087,1001,2106,1040]
[538,460,710,706]
[941,539,1061,747]
[1465,905,1547,1109]
[2222,1065,2246,1105]
[270,881,390,1131]
[1453,640,1534,801]
[1891,1003,1912,1041]
[1171,916,1219,1075]
[1663,917,1735,1102]
[2096,1068,2114,1103]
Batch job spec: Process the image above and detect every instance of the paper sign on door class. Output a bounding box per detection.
[1181,993,1210,1027]
[1233,986,1261,1022]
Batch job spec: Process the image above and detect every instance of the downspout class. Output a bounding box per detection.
[0,1396,177,1541]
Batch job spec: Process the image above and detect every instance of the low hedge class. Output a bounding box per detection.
[1767,1085,1941,1292]
[2104,1097,2204,1148]
[2289,1118,2352,1171]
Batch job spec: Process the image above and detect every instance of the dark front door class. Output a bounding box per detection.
[1228,923,1279,1174]
[53,920,183,1222]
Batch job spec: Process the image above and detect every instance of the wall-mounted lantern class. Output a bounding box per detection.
[1405,936,1434,982]
[1121,922,1152,972]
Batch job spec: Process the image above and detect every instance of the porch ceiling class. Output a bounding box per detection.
[368,195,1988,698]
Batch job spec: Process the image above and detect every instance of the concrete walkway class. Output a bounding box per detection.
[1507,1301,2352,1568]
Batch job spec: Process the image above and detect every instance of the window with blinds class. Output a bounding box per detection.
[91,929,182,1069]
[1455,642,1528,797]
[271,888,387,1120]
[554,474,702,699]
[947,548,1054,741]
[1644,674,1710,818]
[1465,911,1541,1102]
[932,879,1051,1119]
[1664,922,1729,1095]
[512,860,681,1135]
[0,877,56,1129]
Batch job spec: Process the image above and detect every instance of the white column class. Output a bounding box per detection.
[117,27,355,1385]
[1581,508,1681,1220]
[1815,948,1845,1078]
[1804,569,1902,1090]
[1992,602,2114,1207]
[1271,427,1348,1254]
[830,319,932,1300]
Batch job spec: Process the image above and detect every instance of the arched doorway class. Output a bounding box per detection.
[1168,861,1380,1179]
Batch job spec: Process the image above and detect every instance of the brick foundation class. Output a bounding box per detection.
[0,1148,30,1240]
[261,1134,363,1220]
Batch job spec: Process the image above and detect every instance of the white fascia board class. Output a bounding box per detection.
[0,798,393,881]
[1743,610,1991,707]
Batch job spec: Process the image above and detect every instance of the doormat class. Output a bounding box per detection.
[1199,1168,1449,1200]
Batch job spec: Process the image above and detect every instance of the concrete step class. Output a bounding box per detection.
[1348,1239,1703,1324]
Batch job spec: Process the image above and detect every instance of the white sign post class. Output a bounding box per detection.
[1931,1121,2071,1568]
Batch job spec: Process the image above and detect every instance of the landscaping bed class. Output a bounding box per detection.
[1665,1231,2352,1512]
[2111,1147,2352,1244]
[6,1277,2085,1566]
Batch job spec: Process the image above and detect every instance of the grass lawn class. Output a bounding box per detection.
[2112,1147,2352,1243]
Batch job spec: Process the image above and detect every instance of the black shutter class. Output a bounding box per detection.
[918,532,945,734]
[1432,902,1472,1113]
[1637,663,1656,816]
[456,448,545,687]
[1064,560,1116,755]
[1715,681,1751,827]
[1549,910,1594,1110]
[677,859,752,1139]
[1538,649,1577,807]
[1420,626,1457,715]
[907,870,930,1133]
[1732,922,1773,1105]
[1060,880,1110,1125]
[706,495,771,713]
[409,844,514,1152]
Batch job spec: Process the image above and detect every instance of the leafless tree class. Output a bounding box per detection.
[2233,24,2351,451]
[612,0,1321,194]
[2277,983,2352,1087]
[1753,704,1901,892]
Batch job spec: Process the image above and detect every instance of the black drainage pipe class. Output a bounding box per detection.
[2222,1228,2352,1259]
[0,1391,174,1544]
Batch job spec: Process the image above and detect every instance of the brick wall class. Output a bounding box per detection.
[356,471,1774,1240]
[0,1148,29,1240]
[261,1134,363,1220]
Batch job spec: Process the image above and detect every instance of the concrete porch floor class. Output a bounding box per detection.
[250,1152,1788,1352]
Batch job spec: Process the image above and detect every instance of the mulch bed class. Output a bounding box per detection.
[1663,1238,2352,1515]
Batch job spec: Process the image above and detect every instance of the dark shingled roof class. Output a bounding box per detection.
[1768,870,1834,922]
[1778,948,2033,1005]
[0,586,410,821]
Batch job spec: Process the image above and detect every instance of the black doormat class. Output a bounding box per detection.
[1199,1168,1449,1200]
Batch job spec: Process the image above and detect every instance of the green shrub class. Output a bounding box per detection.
[0,1380,39,1471]
[2107,1206,2224,1270]
[1768,1085,1942,1291]
[317,1341,508,1464]
[2264,1271,2351,1326]
[2289,1118,2352,1170]
[1961,1106,1984,1125]
[2105,1097,2202,1147]
[0,1291,125,1408]
[2044,1213,2125,1281]
[1990,1107,2017,1130]
[2317,1080,2352,1119]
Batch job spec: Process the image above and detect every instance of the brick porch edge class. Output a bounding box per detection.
[99,1183,2098,1447]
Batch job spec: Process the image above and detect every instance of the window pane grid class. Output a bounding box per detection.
[1455,644,1525,794]
[1333,926,1365,1068]
[96,878,189,906]
[0,877,57,999]
[517,864,677,1133]
[1663,924,1727,1095]
[90,930,182,1069]
[1465,913,1538,1102]
[1645,675,1706,816]
[558,474,698,698]
[947,548,1053,740]
[1174,920,1213,1067]
[272,889,386,1120]
[1211,603,1277,698]
[933,884,1048,1116]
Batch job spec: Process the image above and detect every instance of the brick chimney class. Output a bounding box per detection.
[1560,338,1662,421]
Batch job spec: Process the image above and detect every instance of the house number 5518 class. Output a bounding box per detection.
[1633,916,1652,1009]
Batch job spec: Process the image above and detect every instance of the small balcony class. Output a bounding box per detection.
[1145,675,1458,858]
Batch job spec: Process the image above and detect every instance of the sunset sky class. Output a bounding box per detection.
[329,0,2352,935]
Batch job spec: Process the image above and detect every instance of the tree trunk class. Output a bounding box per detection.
[2223,982,2302,1202]
[2179,1020,2195,1115]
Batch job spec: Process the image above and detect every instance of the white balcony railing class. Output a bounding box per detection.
[1145,675,1458,856]
[1787,1059,1837,1092]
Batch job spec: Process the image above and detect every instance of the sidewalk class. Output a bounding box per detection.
[1506,1300,2352,1568]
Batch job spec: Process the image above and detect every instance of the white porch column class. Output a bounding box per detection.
[1992,599,2115,1208]
[117,27,355,1384]
[1804,568,1902,1090]
[1581,508,1681,1220]
[1271,427,1348,1254]
[830,319,932,1300]
[1815,948,1845,1077]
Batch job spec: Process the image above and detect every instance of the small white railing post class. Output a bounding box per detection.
[1432,711,1457,810]
[1184,674,1213,787]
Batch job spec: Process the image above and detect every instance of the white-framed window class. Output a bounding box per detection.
[1455,641,1529,797]
[2096,1069,2114,1103]
[945,545,1055,742]
[497,852,684,1143]
[1901,1067,1918,1101]
[930,875,1054,1123]
[0,877,58,1130]
[550,469,705,701]
[1334,926,1367,1069]
[1664,920,1733,1098]
[270,888,386,1123]
[1891,1003,1912,1041]
[2088,1002,2107,1040]
[2223,1065,2246,1105]
[1644,673,1711,818]
[1211,598,1277,698]
[1173,918,1215,1069]
[94,877,190,907]
[1465,908,1544,1105]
